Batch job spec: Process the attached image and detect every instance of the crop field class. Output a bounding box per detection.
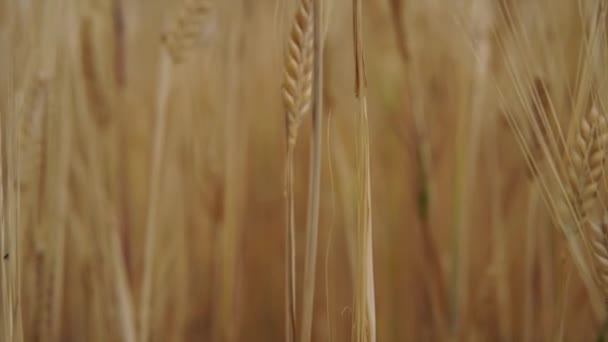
[2,0,608,341]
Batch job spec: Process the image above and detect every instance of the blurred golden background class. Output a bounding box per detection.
[1,0,608,341]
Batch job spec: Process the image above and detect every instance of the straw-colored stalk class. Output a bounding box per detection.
[565,107,606,225]
[300,0,323,340]
[140,2,210,341]
[352,0,376,341]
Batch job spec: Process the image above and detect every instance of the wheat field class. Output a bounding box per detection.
[2,0,608,341]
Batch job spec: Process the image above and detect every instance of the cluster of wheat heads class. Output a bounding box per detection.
[498,0,608,330]
[13,0,608,340]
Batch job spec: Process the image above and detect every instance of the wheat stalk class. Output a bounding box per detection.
[214,1,245,340]
[140,2,211,341]
[139,44,171,342]
[352,0,376,340]
[282,0,313,339]
[570,106,608,310]
[300,0,323,340]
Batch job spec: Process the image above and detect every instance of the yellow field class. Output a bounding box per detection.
[1,0,608,341]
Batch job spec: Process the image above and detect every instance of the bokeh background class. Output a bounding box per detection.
[0,0,605,341]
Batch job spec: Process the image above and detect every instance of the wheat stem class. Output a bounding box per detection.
[300,0,323,339]
[139,49,172,342]
[352,0,376,340]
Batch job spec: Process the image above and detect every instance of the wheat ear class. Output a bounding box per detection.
[566,105,608,312]
[566,106,607,223]
[352,0,376,340]
[282,0,313,340]
[571,107,608,310]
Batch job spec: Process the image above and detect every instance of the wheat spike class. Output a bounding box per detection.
[162,0,211,65]
[566,106,608,311]
[566,106,607,223]
[283,0,313,148]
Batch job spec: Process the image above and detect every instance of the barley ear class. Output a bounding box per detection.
[300,0,323,340]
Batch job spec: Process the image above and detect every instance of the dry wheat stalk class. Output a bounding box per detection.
[352,0,376,340]
[300,0,323,340]
[563,105,608,316]
[15,78,47,342]
[282,0,313,340]
[17,79,46,203]
[214,2,245,340]
[139,46,171,342]
[283,0,313,148]
[140,2,212,341]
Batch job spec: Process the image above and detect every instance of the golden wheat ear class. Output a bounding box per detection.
[283,0,313,147]
[566,105,608,312]
[162,0,211,65]
[566,106,608,224]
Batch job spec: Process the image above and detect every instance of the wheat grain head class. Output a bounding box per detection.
[162,0,211,65]
[565,106,607,224]
[283,0,313,148]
